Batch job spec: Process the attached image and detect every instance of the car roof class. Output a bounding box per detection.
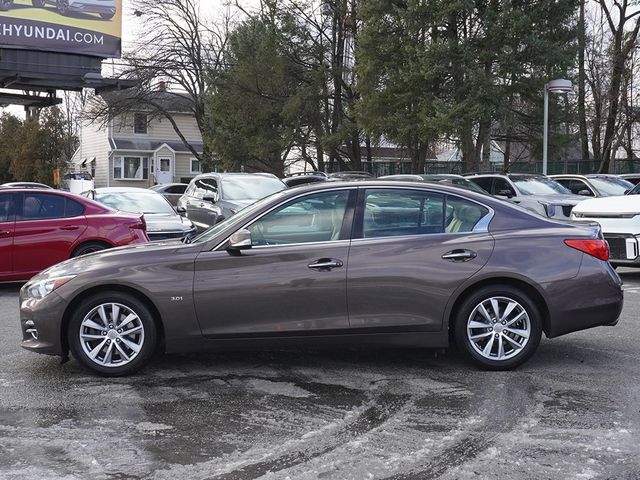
[93,187,160,194]
[192,172,280,179]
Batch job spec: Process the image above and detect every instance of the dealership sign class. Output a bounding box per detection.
[0,0,122,58]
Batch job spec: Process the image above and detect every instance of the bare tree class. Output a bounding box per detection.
[592,0,640,172]
[86,0,229,171]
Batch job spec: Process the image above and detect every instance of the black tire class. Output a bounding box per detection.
[0,0,13,11]
[72,241,109,257]
[67,292,158,376]
[454,285,542,371]
[99,12,114,19]
[31,0,45,7]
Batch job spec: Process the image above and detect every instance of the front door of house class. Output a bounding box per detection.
[156,157,173,184]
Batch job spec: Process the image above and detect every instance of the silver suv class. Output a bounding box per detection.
[177,173,287,232]
[467,173,584,219]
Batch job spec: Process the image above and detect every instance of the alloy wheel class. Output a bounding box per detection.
[79,303,145,368]
[56,0,68,14]
[466,296,531,361]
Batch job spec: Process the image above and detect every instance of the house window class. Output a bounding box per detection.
[113,157,149,180]
[190,158,202,174]
[133,113,148,134]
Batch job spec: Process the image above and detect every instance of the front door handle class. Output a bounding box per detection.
[0,230,11,238]
[442,249,477,262]
[308,258,344,271]
[60,225,79,231]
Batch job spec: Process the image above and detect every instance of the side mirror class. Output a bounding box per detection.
[578,189,593,196]
[497,189,514,198]
[203,192,219,203]
[228,228,252,251]
[176,206,186,215]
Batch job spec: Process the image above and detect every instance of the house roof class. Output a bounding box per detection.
[101,90,195,114]
[110,138,203,154]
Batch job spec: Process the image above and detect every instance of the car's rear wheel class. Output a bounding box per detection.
[99,12,114,19]
[68,293,157,376]
[454,285,542,370]
[0,0,13,11]
[56,0,68,14]
[72,242,109,257]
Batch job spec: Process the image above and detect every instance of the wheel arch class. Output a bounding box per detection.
[446,276,550,338]
[60,284,166,355]
[71,239,114,257]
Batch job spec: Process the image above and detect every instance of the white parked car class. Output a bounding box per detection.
[572,187,640,266]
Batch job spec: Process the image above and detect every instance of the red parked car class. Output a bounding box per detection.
[0,189,149,282]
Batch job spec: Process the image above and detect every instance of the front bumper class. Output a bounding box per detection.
[19,290,67,356]
[604,233,640,266]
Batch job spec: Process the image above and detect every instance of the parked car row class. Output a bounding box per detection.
[7,170,638,377]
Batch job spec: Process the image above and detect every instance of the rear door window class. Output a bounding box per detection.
[362,189,445,238]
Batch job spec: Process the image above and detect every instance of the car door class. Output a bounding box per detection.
[13,192,88,276]
[186,178,220,231]
[346,187,495,331]
[0,192,15,278]
[193,188,355,336]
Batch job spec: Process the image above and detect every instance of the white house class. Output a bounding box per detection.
[72,93,204,188]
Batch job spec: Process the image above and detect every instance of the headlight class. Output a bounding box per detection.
[25,275,76,300]
[538,202,556,217]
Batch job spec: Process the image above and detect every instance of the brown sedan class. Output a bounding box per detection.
[19,181,623,376]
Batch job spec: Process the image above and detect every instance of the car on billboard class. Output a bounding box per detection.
[31,0,116,20]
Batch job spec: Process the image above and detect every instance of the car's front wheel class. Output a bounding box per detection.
[454,285,542,370]
[68,292,158,376]
[0,0,13,11]
[99,12,114,19]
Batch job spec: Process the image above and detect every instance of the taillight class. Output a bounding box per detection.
[564,239,609,261]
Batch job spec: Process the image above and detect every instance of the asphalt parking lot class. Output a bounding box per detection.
[1,271,640,480]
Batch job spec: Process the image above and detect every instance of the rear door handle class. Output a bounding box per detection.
[308,258,344,271]
[61,225,79,231]
[442,249,477,262]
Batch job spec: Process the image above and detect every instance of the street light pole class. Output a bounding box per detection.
[542,79,573,175]
[543,85,549,175]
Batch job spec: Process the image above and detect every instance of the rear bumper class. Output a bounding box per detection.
[544,258,623,338]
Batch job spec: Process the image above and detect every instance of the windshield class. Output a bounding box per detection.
[222,176,286,201]
[95,192,175,214]
[447,178,488,194]
[192,190,287,243]
[512,177,571,195]
[588,177,633,196]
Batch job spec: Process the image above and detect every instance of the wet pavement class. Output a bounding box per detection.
[2,271,640,479]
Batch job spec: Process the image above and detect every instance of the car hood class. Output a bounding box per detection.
[143,213,194,233]
[572,195,640,214]
[519,194,584,205]
[32,240,196,282]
